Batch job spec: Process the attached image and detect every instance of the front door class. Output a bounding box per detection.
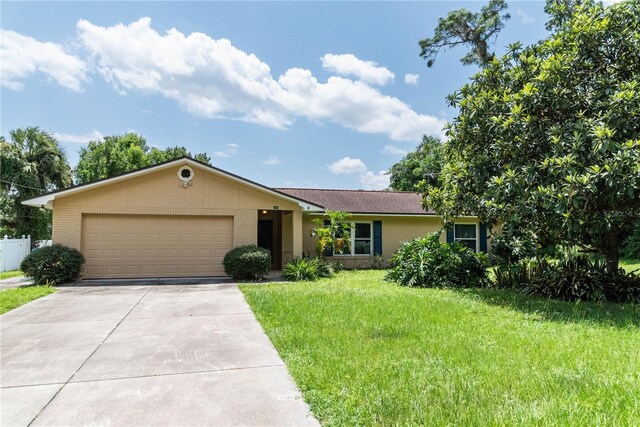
[257,219,275,268]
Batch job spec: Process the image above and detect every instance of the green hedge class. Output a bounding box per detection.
[20,244,85,285]
[223,245,271,280]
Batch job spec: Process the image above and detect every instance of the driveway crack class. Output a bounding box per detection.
[26,286,153,426]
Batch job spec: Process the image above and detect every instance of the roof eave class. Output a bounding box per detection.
[21,157,325,211]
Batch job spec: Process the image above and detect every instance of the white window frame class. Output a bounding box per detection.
[335,221,373,256]
[454,222,479,252]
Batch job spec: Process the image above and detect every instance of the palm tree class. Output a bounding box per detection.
[0,127,71,239]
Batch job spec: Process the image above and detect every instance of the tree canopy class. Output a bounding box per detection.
[74,133,211,183]
[544,0,596,30]
[388,136,444,192]
[0,127,72,239]
[419,0,510,68]
[425,1,640,271]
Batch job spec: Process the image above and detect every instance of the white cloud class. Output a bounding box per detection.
[264,155,281,165]
[321,53,394,86]
[404,73,419,85]
[359,170,390,190]
[516,10,535,24]
[76,18,444,142]
[278,69,445,141]
[381,145,409,155]
[328,156,389,190]
[77,17,291,128]
[53,129,103,144]
[213,143,239,158]
[328,157,368,175]
[0,29,88,91]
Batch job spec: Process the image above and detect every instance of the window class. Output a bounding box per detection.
[454,224,477,252]
[354,223,372,255]
[336,222,372,256]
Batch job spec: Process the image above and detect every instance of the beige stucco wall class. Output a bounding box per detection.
[301,215,486,268]
[52,163,303,259]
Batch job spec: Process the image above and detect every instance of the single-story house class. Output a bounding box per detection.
[23,157,489,279]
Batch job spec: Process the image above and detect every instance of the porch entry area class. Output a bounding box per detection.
[257,209,294,270]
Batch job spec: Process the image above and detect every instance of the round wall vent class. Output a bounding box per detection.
[177,165,195,186]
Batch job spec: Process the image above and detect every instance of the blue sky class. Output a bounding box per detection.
[2,1,551,189]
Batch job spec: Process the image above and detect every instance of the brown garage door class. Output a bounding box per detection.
[82,214,233,278]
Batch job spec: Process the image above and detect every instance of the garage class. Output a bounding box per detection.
[82,214,233,278]
[22,158,321,280]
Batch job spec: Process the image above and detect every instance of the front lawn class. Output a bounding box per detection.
[621,258,640,273]
[0,286,55,314]
[0,270,24,280]
[241,270,640,426]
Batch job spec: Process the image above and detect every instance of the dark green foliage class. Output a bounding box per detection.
[389,136,444,192]
[20,244,85,285]
[385,232,488,288]
[494,256,640,303]
[316,259,335,278]
[1,127,71,240]
[223,245,271,280]
[622,221,640,259]
[427,2,640,273]
[490,230,537,265]
[283,257,320,281]
[283,257,335,282]
[493,259,545,289]
[75,133,211,184]
[419,0,510,68]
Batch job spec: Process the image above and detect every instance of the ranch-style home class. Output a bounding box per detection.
[23,157,489,279]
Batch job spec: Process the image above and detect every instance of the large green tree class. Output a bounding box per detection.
[419,0,510,68]
[75,133,211,183]
[426,1,640,272]
[388,136,444,192]
[0,127,72,239]
[544,0,596,30]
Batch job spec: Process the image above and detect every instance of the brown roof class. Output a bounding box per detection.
[275,188,435,215]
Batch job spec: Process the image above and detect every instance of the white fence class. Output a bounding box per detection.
[0,235,31,272]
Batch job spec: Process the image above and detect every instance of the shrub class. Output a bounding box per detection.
[490,231,536,266]
[223,245,271,280]
[20,244,85,285]
[493,259,543,289]
[385,232,488,288]
[494,255,640,303]
[316,258,335,278]
[283,257,318,281]
[282,257,335,282]
[332,260,344,272]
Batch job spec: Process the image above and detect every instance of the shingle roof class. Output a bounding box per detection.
[275,188,435,215]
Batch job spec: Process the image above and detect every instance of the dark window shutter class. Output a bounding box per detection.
[323,219,333,256]
[373,220,382,255]
[446,223,454,243]
[479,223,488,253]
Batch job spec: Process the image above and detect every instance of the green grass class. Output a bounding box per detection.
[621,258,640,273]
[241,270,640,426]
[0,270,24,280]
[0,286,55,314]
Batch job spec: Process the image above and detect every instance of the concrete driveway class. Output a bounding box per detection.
[1,283,318,426]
